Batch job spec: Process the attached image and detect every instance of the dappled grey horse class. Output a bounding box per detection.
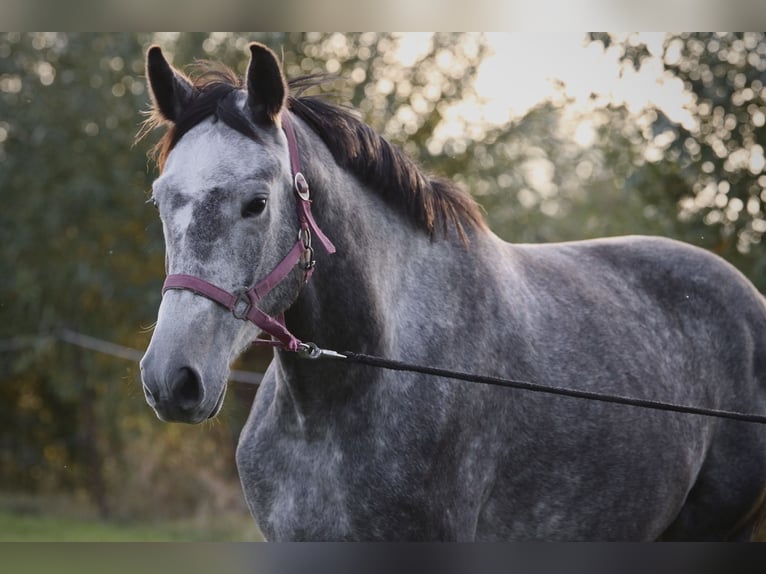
[138,42,766,540]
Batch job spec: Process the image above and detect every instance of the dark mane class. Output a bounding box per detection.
[140,64,487,240]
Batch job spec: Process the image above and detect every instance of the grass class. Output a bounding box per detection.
[0,510,262,541]
[0,493,262,541]
[1,493,763,541]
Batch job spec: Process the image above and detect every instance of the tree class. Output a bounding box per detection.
[588,32,766,290]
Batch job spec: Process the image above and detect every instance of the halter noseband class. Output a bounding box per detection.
[161,114,336,352]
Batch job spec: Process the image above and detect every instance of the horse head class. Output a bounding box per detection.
[140,43,305,423]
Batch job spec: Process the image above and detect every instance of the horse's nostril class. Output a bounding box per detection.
[169,367,202,409]
[143,383,159,404]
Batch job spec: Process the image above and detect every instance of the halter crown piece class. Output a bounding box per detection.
[161,114,336,352]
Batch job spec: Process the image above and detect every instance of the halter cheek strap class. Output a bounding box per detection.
[161,113,336,352]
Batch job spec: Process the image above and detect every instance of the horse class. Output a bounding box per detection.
[138,42,766,541]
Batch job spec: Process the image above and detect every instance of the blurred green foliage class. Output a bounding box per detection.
[590,32,766,286]
[1,32,765,528]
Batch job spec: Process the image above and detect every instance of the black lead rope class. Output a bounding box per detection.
[296,343,766,425]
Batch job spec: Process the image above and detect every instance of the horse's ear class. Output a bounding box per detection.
[246,42,287,125]
[146,45,193,123]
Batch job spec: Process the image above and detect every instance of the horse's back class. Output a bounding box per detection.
[510,235,766,373]
[481,235,766,540]
[513,235,764,309]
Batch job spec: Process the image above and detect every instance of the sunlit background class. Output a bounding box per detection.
[3,0,766,30]
[2,32,766,541]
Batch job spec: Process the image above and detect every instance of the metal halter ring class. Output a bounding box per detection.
[297,341,322,359]
[298,227,312,249]
[294,172,310,201]
[301,245,316,272]
[297,228,316,272]
[232,290,252,320]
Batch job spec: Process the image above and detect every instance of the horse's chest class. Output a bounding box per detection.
[236,378,485,540]
[237,405,468,540]
[237,416,356,540]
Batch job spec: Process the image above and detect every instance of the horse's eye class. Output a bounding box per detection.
[242,197,267,218]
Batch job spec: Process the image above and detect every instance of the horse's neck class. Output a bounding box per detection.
[284,165,423,356]
[271,121,507,430]
[274,127,463,413]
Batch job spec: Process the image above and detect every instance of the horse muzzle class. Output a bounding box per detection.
[140,352,226,424]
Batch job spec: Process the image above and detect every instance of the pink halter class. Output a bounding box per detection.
[161,114,336,352]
